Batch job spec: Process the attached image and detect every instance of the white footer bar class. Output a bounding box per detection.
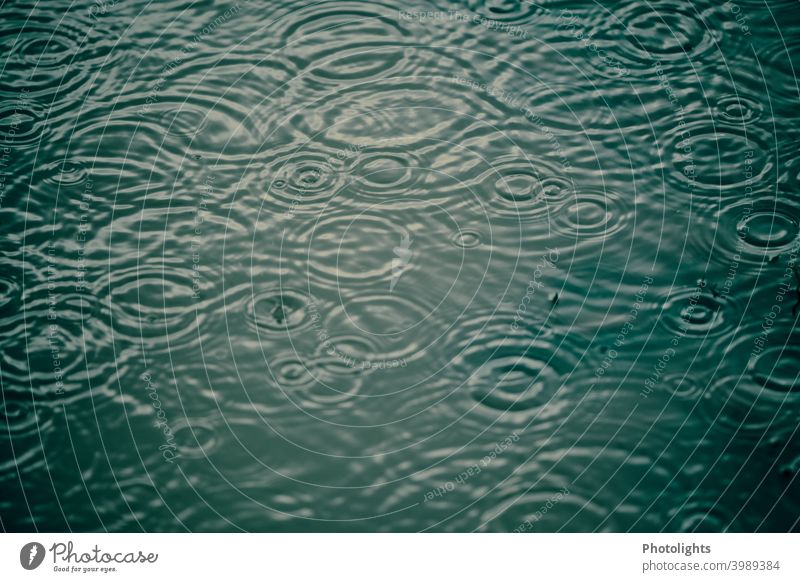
[1,534,796,581]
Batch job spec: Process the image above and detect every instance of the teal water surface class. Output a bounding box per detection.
[1,0,799,532]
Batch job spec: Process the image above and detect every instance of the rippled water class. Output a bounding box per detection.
[1,0,799,532]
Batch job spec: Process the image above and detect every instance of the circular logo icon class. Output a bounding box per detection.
[20,542,45,570]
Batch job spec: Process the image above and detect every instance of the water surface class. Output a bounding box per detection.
[1,0,799,532]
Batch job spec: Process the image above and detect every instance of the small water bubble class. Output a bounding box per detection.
[451,229,482,248]
[246,289,310,333]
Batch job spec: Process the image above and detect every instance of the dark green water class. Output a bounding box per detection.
[1,0,799,532]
